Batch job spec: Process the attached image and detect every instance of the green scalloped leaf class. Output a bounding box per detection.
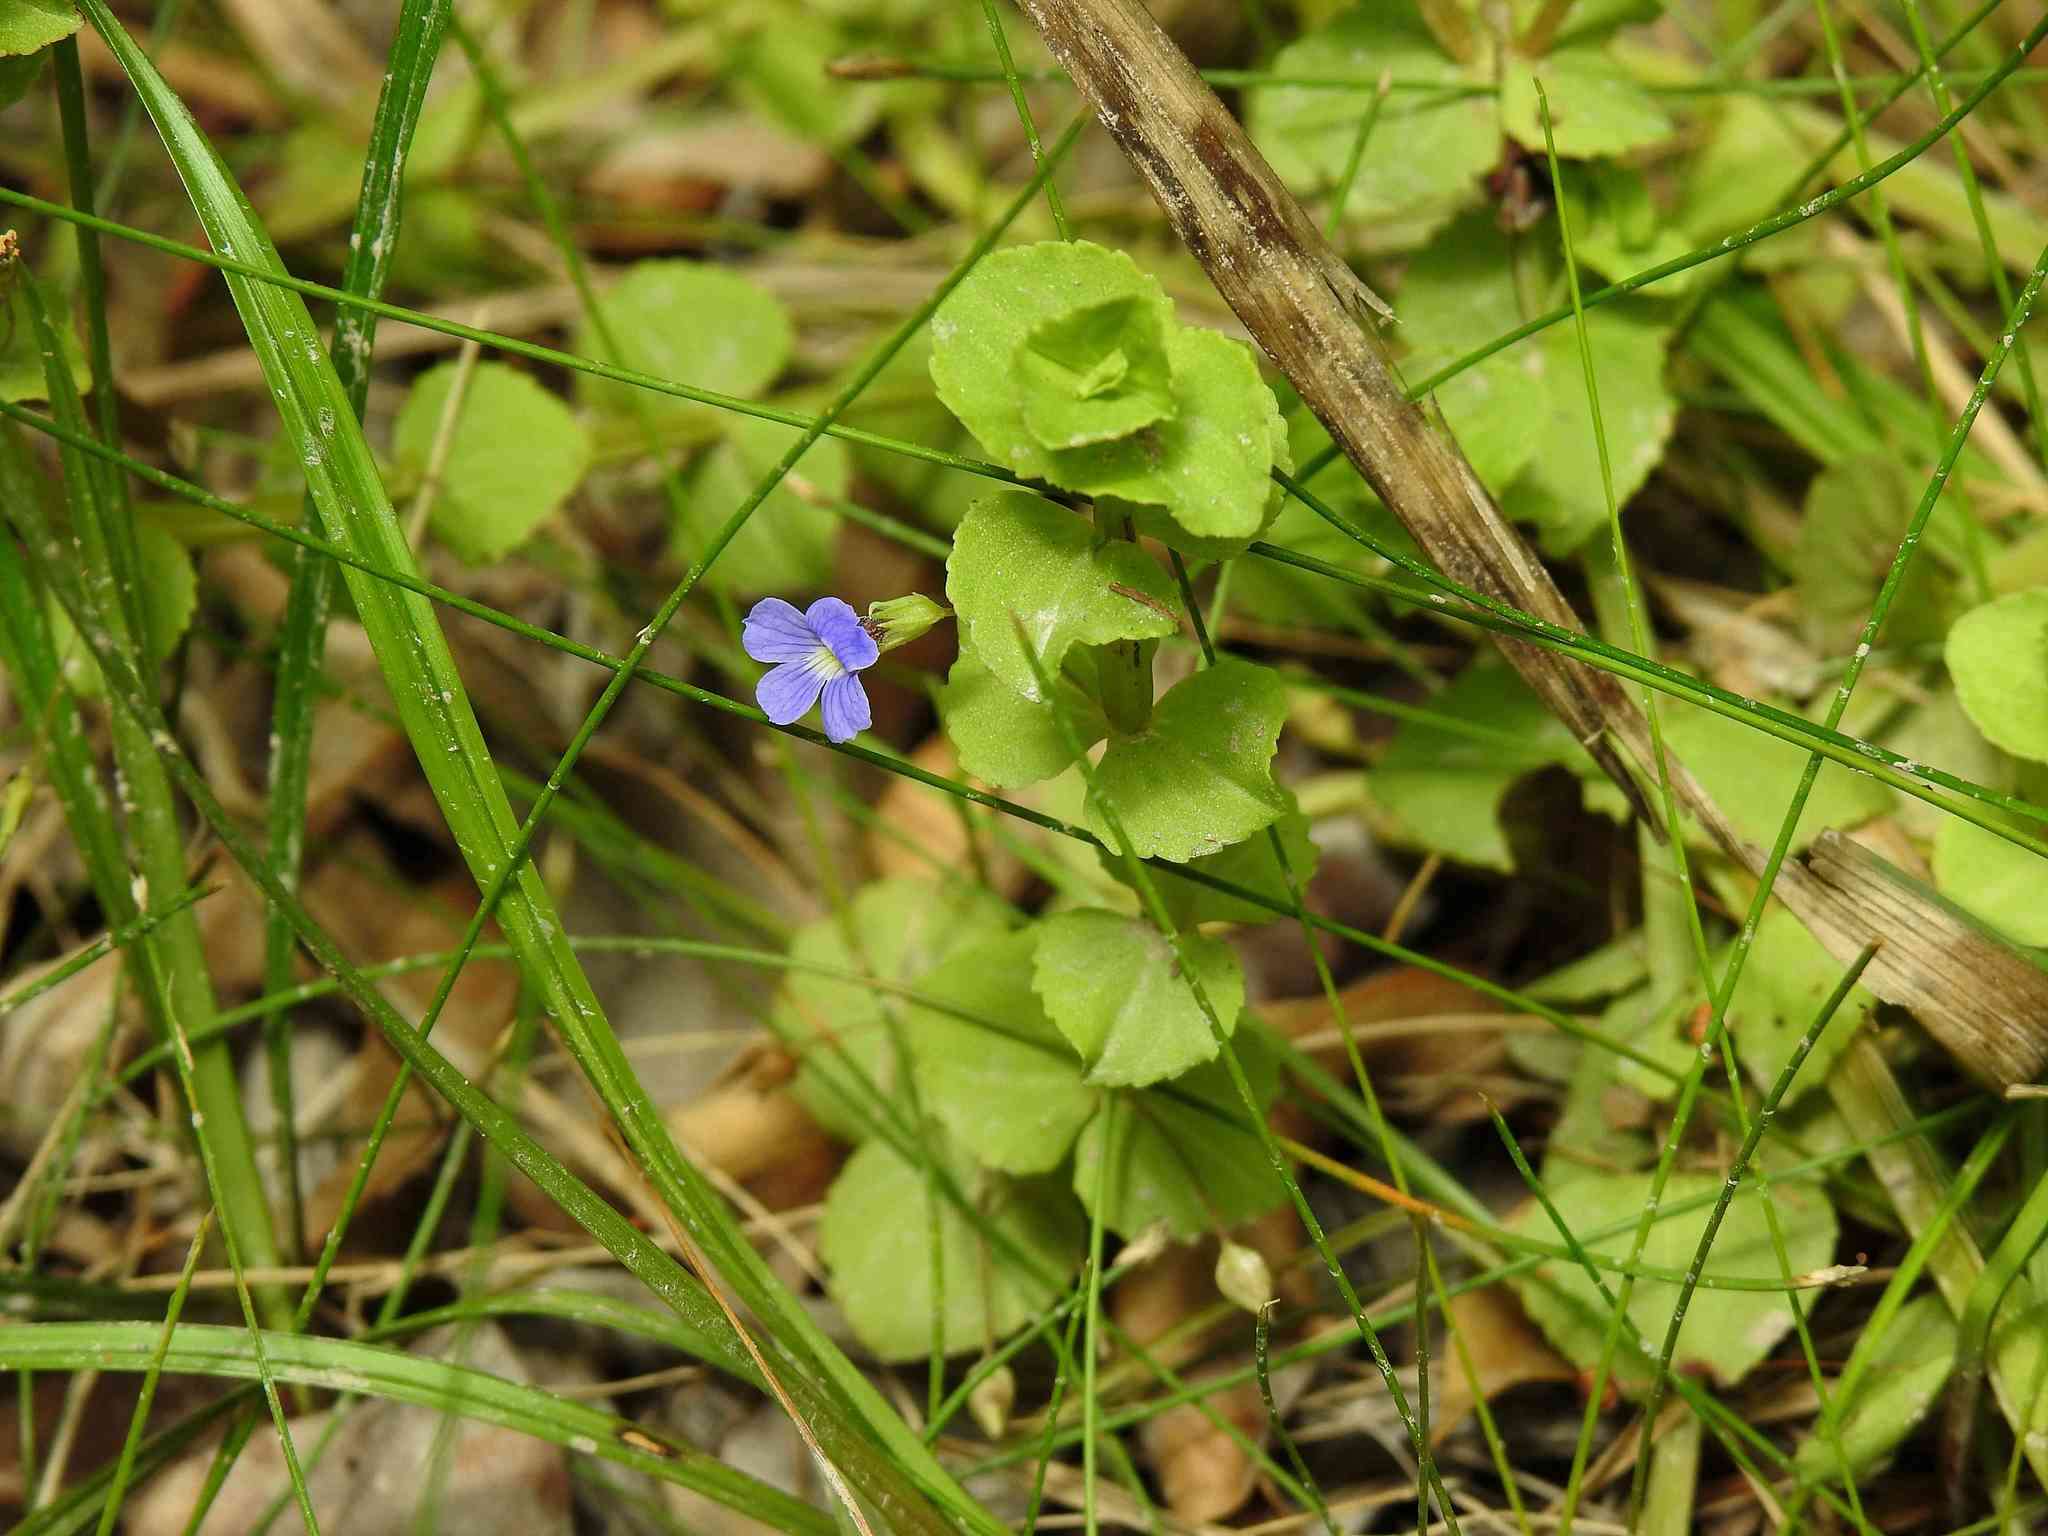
[1122,803,1320,926]
[575,260,792,430]
[1723,904,1876,1104]
[785,878,1014,1143]
[819,1134,1084,1362]
[1399,213,1675,552]
[1946,589,2048,764]
[1578,701,1891,852]
[905,931,1098,1175]
[938,653,1107,790]
[1793,1292,1956,1481]
[1032,909,1244,1087]
[1934,814,2048,947]
[1796,456,1952,654]
[1499,306,1677,556]
[1397,213,1556,494]
[1043,327,1283,541]
[931,240,1283,540]
[1508,1168,1836,1395]
[1088,659,1291,863]
[0,0,79,56]
[946,489,1178,702]
[1500,51,1673,160]
[1071,1033,1283,1241]
[672,413,849,596]
[1372,661,1589,871]
[931,240,1174,479]
[1246,3,1495,245]
[1019,294,1176,451]
[1558,164,1700,291]
[393,361,591,564]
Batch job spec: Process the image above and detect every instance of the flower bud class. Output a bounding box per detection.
[864,593,950,653]
[1213,1240,1273,1314]
[967,1364,1017,1439]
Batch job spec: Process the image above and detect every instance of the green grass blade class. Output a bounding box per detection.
[70,11,992,1533]
[0,1325,834,1536]
[260,0,454,1276]
[7,258,284,1318]
[93,1216,212,1536]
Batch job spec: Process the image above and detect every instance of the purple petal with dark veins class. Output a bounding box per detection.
[743,597,821,663]
[757,659,827,725]
[819,674,871,743]
[807,596,879,673]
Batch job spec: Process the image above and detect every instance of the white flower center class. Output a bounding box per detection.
[803,642,846,681]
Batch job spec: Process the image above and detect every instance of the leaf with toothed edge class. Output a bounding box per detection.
[1032,908,1245,1087]
[938,653,1108,789]
[946,488,1178,703]
[1086,658,1291,863]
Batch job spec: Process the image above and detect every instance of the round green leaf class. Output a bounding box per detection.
[575,261,792,429]
[672,413,849,596]
[1796,456,1951,654]
[732,2,889,151]
[1372,660,1589,870]
[1500,51,1673,159]
[0,0,80,57]
[784,878,1014,1143]
[1018,294,1176,451]
[1792,1292,1956,1481]
[1071,1038,1283,1242]
[1046,327,1285,541]
[1723,904,1876,1104]
[1398,214,1558,493]
[1934,815,2048,947]
[1947,589,2048,763]
[819,1136,1083,1362]
[1246,3,1496,245]
[1123,802,1320,926]
[931,240,1175,479]
[1577,699,1891,852]
[393,361,591,564]
[1509,1168,1836,1395]
[904,930,1098,1174]
[945,489,1179,703]
[931,242,1283,539]
[939,653,1107,790]
[1558,164,1700,291]
[1032,909,1244,1087]
[1087,659,1292,862]
[1498,307,1676,555]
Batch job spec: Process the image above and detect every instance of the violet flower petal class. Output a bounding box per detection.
[743,597,822,663]
[757,659,828,725]
[807,596,879,673]
[819,674,871,743]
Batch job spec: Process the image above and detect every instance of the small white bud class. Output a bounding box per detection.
[1112,1221,1173,1271]
[1214,1240,1273,1314]
[967,1365,1016,1439]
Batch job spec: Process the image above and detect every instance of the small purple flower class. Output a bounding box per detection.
[743,597,879,743]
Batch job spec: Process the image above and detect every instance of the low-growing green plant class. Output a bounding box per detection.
[3,0,2048,1531]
